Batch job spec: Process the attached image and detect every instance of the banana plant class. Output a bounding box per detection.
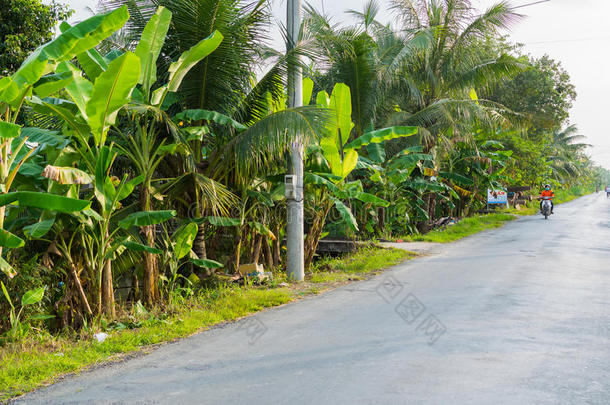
[27,6,226,314]
[0,8,128,279]
[302,82,418,269]
[116,6,224,305]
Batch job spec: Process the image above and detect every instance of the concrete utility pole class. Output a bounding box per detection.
[285,0,304,282]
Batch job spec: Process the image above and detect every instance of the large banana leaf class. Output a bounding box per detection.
[303,77,314,106]
[20,128,69,151]
[33,71,75,98]
[118,210,176,229]
[135,6,172,98]
[23,218,56,238]
[116,174,144,202]
[56,62,94,120]
[173,109,246,131]
[319,137,342,178]
[77,48,108,80]
[438,171,474,186]
[331,197,358,231]
[0,77,19,103]
[28,97,89,138]
[42,165,93,185]
[304,173,340,193]
[0,229,25,248]
[353,191,389,207]
[166,31,223,93]
[86,52,140,146]
[326,83,354,147]
[0,122,21,139]
[123,241,163,255]
[171,222,198,260]
[0,191,90,212]
[12,6,129,87]
[341,149,359,179]
[150,31,223,105]
[344,126,418,150]
[190,258,224,269]
[0,257,17,279]
[94,145,115,213]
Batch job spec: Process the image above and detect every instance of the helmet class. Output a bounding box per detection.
[544,183,551,188]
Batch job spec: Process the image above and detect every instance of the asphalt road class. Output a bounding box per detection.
[16,194,610,404]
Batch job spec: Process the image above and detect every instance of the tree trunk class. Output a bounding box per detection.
[428,193,437,223]
[233,226,243,274]
[263,238,273,270]
[142,224,157,305]
[140,185,159,306]
[272,224,281,267]
[131,272,140,302]
[193,223,207,259]
[70,264,92,315]
[101,258,114,318]
[250,234,262,264]
[377,207,385,235]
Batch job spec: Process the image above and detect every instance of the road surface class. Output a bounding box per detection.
[16,194,610,404]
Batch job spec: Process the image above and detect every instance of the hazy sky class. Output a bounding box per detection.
[61,0,610,167]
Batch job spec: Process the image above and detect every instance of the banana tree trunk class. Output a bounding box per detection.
[272,224,281,267]
[140,185,158,306]
[263,238,273,270]
[101,258,114,317]
[250,234,262,264]
[233,226,243,274]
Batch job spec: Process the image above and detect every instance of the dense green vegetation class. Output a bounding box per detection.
[0,0,607,388]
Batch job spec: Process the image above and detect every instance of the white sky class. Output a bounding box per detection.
[61,0,610,167]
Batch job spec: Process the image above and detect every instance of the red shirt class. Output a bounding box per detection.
[540,190,554,198]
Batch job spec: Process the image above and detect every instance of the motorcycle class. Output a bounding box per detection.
[540,197,553,219]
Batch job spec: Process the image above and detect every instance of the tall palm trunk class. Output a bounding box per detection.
[193,223,207,259]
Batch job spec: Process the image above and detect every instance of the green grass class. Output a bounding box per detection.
[310,247,415,276]
[0,247,414,400]
[403,189,593,242]
[0,288,292,399]
[403,213,517,243]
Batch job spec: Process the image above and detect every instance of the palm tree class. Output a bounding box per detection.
[547,125,591,183]
[386,0,523,146]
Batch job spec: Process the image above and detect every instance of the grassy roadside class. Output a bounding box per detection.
[403,213,517,243]
[0,247,414,401]
[403,189,592,243]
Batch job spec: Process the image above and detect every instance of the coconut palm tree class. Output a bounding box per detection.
[547,125,591,182]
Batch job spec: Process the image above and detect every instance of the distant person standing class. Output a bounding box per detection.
[606,185,610,198]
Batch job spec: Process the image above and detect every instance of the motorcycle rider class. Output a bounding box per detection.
[539,184,555,214]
